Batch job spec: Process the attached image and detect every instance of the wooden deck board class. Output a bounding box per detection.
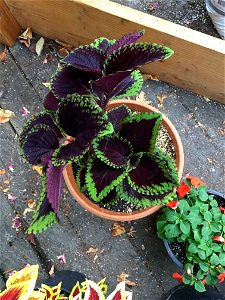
[0,38,225,297]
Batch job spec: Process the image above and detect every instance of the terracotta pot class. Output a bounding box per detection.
[63,100,184,221]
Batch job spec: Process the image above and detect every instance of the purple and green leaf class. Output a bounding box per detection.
[22,124,59,165]
[104,42,174,75]
[120,112,162,153]
[43,91,60,111]
[27,174,58,234]
[63,46,105,75]
[92,135,132,168]
[107,104,132,132]
[107,30,144,56]
[90,37,116,53]
[86,157,127,202]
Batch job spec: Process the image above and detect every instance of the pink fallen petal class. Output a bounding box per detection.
[7,163,14,172]
[8,194,17,201]
[20,106,30,116]
[57,254,66,264]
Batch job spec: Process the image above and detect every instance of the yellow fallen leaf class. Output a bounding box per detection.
[19,27,33,47]
[86,247,98,254]
[135,91,149,103]
[117,272,138,287]
[93,254,98,263]
[49,265,55,276]
[0,108,15,123]
[0,46,7,63]
[42,82,51,88]
[27,199,36,209]
[156,93,167,105]
[35,37,45,56]
[111,223,126,236]
[32,165,43,175]
[142,73,159,81]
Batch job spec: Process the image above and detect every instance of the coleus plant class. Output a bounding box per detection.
[19,31,179,233]
[0,265,132,300]
[157,176,225,292]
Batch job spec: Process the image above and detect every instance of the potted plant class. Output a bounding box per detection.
[0,264,132,299]
[19,31,184,233]
[157,176,225,292]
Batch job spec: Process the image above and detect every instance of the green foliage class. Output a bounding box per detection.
[157,184,225,291]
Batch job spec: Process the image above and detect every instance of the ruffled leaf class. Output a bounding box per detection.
[0,282,33,300]
[107,281,132,300]
[107,104,132,132]
[43,90,60,111]
[92,135,132,168]
[27,174,58,234]
[84,280,105,300]
[63,46,105,75]
[22,125,59,165]
[90,37,116,53]
[86,157,127,202]
[104,42,174,75]
[6,265,39,288]
[117,177,176,207]
[91,70,134,108]
[107,30,144,56]
[112,70,143,99]
[120,112,162,153]
[56,94,108,137]
[127,151,178,195]
[46,161,63,214]
[19,112,62,148]
[51,66,91,99]
[41,282,62,300]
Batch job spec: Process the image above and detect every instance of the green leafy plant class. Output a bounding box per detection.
[19,31,179,234]
[157,176,225,292]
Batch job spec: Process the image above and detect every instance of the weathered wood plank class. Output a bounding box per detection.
[4,0,225,103]
[0,0,20,46]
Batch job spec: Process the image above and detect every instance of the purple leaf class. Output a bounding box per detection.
[107,30,144,55]
[104,43,174,75]
[56,94,107,138]
[23,125,59,165]
[52,130,98,164]
[44,91,60,111]
[107,105,131,132]
[20,112,62,146]
[120,113,162,153]
[87,157,125,201]
[128,154,168,189]
[63,46,105,75]
[91,71,134,108]
[94,136,132,168]
[51,66,91,99]
[46,161,63,214]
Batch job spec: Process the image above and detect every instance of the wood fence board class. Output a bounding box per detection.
[4,0,225,103]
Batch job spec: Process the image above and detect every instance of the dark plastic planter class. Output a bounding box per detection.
[36,270,86,294]
[163,189,225,269]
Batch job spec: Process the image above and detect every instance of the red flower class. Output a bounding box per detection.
[172,272,183,283]
[187,175,206,188]
[201,278,206,285]
[177,183,190,198]
[213,236,225,243]
[166,201,180,210]
[219,207,225,214]
[218,272,225,284]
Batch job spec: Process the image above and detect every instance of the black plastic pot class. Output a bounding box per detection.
[163,189,225,269]
[36,270,86,294]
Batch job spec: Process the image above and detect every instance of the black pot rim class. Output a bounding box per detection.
[163,189,225,269]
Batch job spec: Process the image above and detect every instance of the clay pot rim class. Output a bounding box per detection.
[63,99,184,221]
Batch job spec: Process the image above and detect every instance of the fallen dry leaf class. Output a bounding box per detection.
[23,208,34,217]
[0,169,6,175]
[117,272,138,287]
[58,47,69,57]
[19,27,33,47]
[0,108,15,123]
[135,91,149,104]
[86,247,98,254]
[26,233,36,245]
[32,165,43,175]
[55,40,73,50]
[49,264,55,276]
[42,81,51,88]
[0,46,8,63]
[3,178,10,185]
[36,37,45,56]
[93,254,98,263]
[156,93,167,105]
[27,198,36,209]
[111,223,126,236]
[142,73,159,81]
